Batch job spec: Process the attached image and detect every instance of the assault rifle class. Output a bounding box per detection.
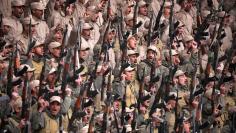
[60,49,72,99]
[21,75,31,133]
[132,0,139,35]
[55,25,68,83]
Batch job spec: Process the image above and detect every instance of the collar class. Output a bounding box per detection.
[32,55,43,62]
[46,109,61,120]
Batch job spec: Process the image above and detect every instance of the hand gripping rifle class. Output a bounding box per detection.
[60,48,72,99]
[153,0,166,32]
[55,25,68,83]
[211,11,226,114]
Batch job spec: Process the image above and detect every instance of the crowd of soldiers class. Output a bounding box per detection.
[0,0,236,132]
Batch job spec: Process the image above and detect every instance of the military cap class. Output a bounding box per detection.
[127,50,139,56]
[50,96,62,104]
[147,45,158,53]
[183,35,194,43]
[138,0,148,7]
[33,40,44,48]
[48,41,61,51]
[125,13,134,21]
[86,5,99,13]
[124,65,135,72]
[2,18,14,28]
[174,70,186,78]
[127,33,139,41]
[164,2,171,8]
[13,97,23,108]
[148,45,161,59]
[29,80,40,89]
[80,42,90,51]
[127,0,135,7]
[82,23,93,30]
[22,17,39,25]
[31,2,45,10]
[11,0,25,7]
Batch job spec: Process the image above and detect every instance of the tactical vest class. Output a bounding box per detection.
[7,117,20,132]
[40,112,69,133]
[40,112,59,133]
[32,60,43,79]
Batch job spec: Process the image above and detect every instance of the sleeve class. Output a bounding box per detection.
[61,96,72,114]
[31,112,45,131]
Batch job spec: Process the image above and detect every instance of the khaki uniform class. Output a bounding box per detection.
[37,112,68,133]
[2,115,21,133]
[32,96,71,132]
[125,79,140,107]
[175,9,194,34]
[166,111,176,133]
[150,0,160,20]
[93,43,116,69]
[137,59,154,80]
[34,17,50,42]
[47,10,64,28]
[81,37,94,61]
[30,56,44,80]
[16,34,29,55]
[221,25,233,51]
[0,0,11,17]
[112,79,140,107]
[137,15,150,36]
[7,16,23,37]
[90,22,101,47]
[73,2,86,22]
